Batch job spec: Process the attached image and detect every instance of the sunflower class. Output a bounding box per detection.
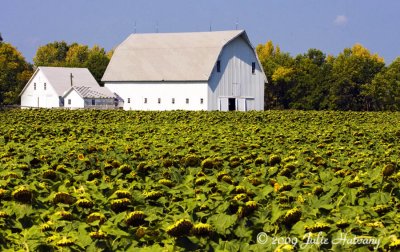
[77,153,85,161]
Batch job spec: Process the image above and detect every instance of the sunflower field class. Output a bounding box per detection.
[0,109,399,251]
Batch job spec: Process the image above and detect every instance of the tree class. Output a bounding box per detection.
[288,49,332,110]
[0,43,33,104]
[33,42,110,83]
[86,45,110,84]
[33,41,69,66]
[328,44,385,110]
[363,57,400,110]
[65,43,89,67]
[256,40,294,109]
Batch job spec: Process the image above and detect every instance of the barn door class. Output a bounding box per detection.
[218,97,229,111]
[228,98,236,111]
[237,98,246,111]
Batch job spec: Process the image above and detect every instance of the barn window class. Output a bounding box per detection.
[200,98,204,104]
[252,62,256,74]
[68,99,71,105]
[158,98,161,104]
[44,83,47,90]
[144,98,148,104]
[127,98,131,103]
[92,99,95,105]
[186,98,189,104]
[217,60,221,72]
[34,83,36,90]
[172,98,175,104]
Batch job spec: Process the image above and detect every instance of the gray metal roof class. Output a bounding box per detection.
[20,67,100,96]
[102,30,247,82]
[64,86,116,99]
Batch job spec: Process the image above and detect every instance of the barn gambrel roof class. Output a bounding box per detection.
[102,30,264,82]
[20,67,100,96]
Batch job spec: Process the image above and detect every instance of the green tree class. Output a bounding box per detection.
[0,42,33,104]
[328,44,385,110]
[288,49,332,110]
[86,45,110,83]
[363,57,400,110]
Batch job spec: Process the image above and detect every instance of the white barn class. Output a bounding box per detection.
[20,67,106,108]
[102,30,267,111]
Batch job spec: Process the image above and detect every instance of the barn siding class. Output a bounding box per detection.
[64,90,85,109]
[21,71,60,108]
[105,82,208,111]
[207,36,265,111]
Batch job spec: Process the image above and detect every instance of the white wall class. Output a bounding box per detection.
[104,82,208,111]
[21,71,61,108]
[64,89,84,109]
[84,98,115,107]
[208,36,265,111]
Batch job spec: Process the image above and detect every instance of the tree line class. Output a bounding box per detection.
[257,41,400,111]
[1,33,399,110]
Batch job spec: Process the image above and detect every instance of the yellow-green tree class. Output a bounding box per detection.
[329,44,384,110]
[33,41,69,67]
[65,43,89,67]
[0,42,33,104]
[33,42,110,83]
[256,40,294,109]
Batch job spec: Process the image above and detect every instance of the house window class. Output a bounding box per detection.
[158,98,161,104]
[172,98,175,104]
[44,83,47,90]
[200,98,204,104]
[144,98,147,104]
[252,62,256,74]
[127,98,131,103]
[34,83,36,90]
[91,99,95,105]
[186,98,189,104]
[217,60,221,72]
[68,99,71,105]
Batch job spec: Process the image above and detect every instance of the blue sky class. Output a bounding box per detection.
[2,0,400,64]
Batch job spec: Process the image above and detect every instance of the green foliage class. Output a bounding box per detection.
[257,40,295,109]
[256,41,391,111]
[33,41,110,83]
[363,57,400,110]
[328,44,385,110]
[0,109,399,251]
[0,42,33,104]
[33,41,69,67]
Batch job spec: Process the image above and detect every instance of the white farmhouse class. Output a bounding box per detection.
[20,67,107,108]
[102,30,267,111]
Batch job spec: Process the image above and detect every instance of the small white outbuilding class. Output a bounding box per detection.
[63,86,116,109]
[102,30,267,111]
[20,67,111,108]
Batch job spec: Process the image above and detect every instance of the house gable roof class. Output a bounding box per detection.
[63,86,116,99]
[102,30,253,82]
[20,67,99,96]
